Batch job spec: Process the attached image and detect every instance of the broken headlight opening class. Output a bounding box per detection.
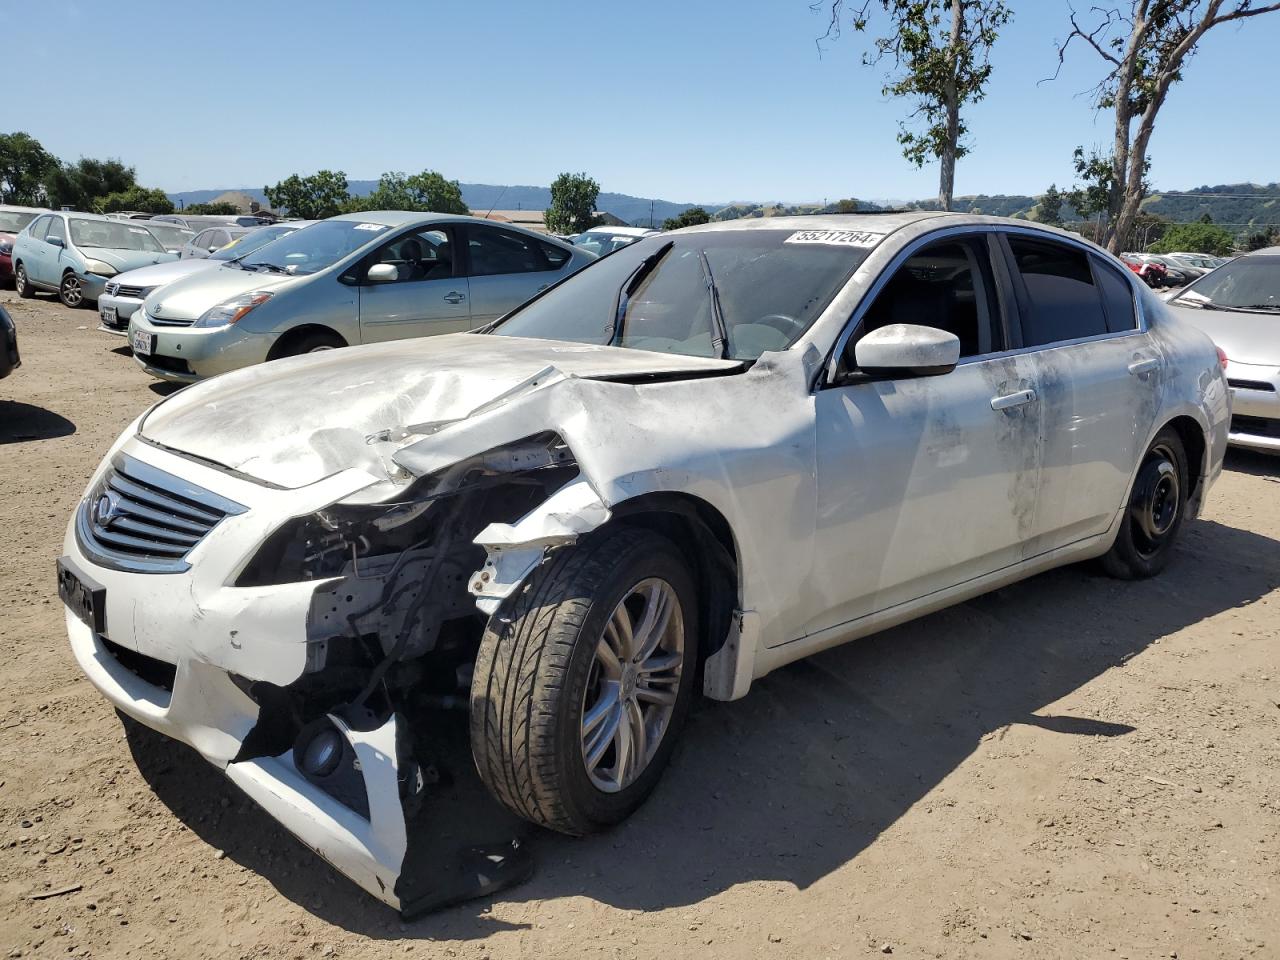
[236,433,578,588]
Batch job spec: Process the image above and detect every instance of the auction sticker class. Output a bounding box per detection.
[353,223,388,231]
[784,229,884,247]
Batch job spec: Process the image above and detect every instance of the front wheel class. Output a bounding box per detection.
[470,528,698,836]
[1100,428,1189,579]
[59,272,86,308]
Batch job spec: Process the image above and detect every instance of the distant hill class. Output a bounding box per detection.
[167,182,705,227]
[167,181,1280,230]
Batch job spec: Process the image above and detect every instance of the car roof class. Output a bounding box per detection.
[0,204,51,214]
[327,210,576,247]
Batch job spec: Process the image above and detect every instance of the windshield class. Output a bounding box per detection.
[229,219,384,276]
[1174,255,1280,313]
[69,219,165,252]
[211,224,298,261]
[0,211,37,233]
[143,223,194,250]
[572,231,646,257]
[493,229,871,360]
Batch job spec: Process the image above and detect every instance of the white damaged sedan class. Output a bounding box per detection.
[59,213,1229,913]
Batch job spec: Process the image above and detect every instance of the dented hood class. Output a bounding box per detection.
[139,333,742,488]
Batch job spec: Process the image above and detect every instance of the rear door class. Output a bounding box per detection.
[463,224,574,326]
[22,216,52,284]
[999,233,1160,550]
[356,225,470,344]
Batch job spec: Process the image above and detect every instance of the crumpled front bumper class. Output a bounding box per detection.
[60,438,411,908]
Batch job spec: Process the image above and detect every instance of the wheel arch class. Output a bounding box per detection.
[1159,413,1208,513]
[266,324,348,360]
[606,491,741,667]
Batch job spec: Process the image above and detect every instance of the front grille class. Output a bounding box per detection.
[76,454,245,573]
[105,281,118,296]
[1227,378,1277,393]
[144,309,194,328]
[111,284,150,300]
[1230,415,1280,440]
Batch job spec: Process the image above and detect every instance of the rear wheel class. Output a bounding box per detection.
[1100,428,1189,579]
[15,263,33,299]
[58,272,86,308]
[470,528,698,836]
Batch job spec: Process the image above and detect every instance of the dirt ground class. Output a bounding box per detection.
[1,289,1277,960]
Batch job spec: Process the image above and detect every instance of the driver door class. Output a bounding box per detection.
[802,233,1044,639]
[357,226,471,344]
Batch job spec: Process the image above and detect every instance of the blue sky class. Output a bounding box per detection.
[11,1,1279,203]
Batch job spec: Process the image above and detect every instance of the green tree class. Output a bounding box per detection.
[0,132,56,205]
[45,157,136,210]
[1036,183,1064,226]
[1198,211,1213,224]
[820,0,1011,211]
[183,201,240,215]
[264,170,350,219]
[832,197,862,213]
[347,170,469,214]
[97,186,174,215]
[1244,228,1278,251]
[662,206,712,230]
[1055,1,1280,253]
[1147,222,1235,257]
[544,172,601,234]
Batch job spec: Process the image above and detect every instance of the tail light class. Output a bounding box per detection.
[1216,346,1228,370]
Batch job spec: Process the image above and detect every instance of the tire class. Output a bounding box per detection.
[1100,427,1189,580]
[58,272,87,309]
[14,263,33,299]
[276,330,344,358]
[470,527,698,836]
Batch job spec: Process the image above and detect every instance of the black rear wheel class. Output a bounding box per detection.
[15,263,33,299]
[1100,428,1189,579]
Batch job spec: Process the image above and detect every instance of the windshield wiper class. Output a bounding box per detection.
[1201,302,1280,313]
[609,241,673,346]
[697,250,731,359]
[245,261,288,274]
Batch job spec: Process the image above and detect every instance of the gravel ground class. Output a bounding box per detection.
[1,289,1277,960]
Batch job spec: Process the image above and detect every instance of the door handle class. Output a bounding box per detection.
[1128,357,1160,377]
[443,291,466,304]
[990,388,1037,411]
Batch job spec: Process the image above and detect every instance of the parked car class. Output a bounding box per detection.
[0,304,18,379]
[98,222,317,335]
[1121,254,1167,287]
[153,214,271,230]
[1131,253,1194,286]
[128,211,594,382]
[1167,252,1229,272]
[140,221,195,256]
[104,212,156,221]
[180,225,251,259]
[12,212,178,308]
[571,226,661,257]
[1167,245,1280,453]
[61,213,1228,912]
[0,205,47,287]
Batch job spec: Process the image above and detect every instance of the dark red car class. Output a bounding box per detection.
[0,206,46,287]
[1121,254,1167,288]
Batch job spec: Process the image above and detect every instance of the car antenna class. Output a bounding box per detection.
[484,186,508,220]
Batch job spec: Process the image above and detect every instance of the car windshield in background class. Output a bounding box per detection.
[211,225,299,262]
[144,223,194,249]
[0,212,37,233]
[573,231,644,257]
[1175,255,1280,313]
[70,219,166,252]
[228,219,383,276]
[494,229,871,360]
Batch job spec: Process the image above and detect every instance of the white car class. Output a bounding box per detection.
[59,213,1228,914]
[571,225,661,256]
[97,222,317,335]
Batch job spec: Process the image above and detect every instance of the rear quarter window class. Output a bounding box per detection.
[1092,257,1139,333]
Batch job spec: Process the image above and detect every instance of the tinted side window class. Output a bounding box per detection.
[848,236,1001,368]
[468,227,553,277]
[1093,258,1139,333]
[1008,237,1107,346]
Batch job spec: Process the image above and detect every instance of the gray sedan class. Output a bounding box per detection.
[1168,246,1280,453]
[128,211,595,382]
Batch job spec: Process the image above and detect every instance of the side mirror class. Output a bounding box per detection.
[366,262,398,283]
[853,323,961,377]
[208,246,219,253]
[48,236,65,248]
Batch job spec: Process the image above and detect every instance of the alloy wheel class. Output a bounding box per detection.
[60,275,83,307]
[580,578,685,793]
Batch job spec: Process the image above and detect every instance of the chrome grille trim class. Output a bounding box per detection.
[76,454,246,574]
[113,284,151,300]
